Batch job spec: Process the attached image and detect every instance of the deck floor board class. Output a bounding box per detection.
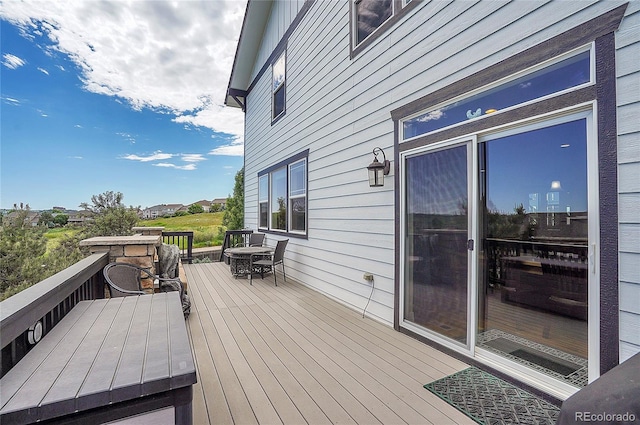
[184,262,475,425]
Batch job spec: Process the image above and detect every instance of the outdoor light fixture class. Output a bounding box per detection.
[367,147,390,187]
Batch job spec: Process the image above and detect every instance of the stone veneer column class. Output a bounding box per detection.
[79,235,161,294]
[131,226,164,237]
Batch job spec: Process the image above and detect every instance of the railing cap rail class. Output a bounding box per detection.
[0,251,109,348]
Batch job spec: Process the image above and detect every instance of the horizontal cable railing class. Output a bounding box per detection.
[0,251,109,377]
[162,231,194,264]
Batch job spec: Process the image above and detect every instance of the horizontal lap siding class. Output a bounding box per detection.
[244,0,638,329]
[616,2,640,362]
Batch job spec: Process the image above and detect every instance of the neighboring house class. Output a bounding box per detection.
[66,210,93,226]
[225,0,639,401]
[142,204,184,219]
[192,199,212,211]
[211,198,227,211]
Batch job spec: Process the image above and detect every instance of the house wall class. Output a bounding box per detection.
[242,0,640,359]
[616,1,640,362]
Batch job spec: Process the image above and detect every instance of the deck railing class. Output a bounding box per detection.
[162,231,194,264]
[0,251,109,377]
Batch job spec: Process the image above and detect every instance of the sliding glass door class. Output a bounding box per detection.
[402,114,593,391]
[477,118,589,388]
[404,141,472,346]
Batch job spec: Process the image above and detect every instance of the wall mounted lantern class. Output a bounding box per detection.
[367,147,390,187]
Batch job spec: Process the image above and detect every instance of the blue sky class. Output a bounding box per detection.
[1,1,247,211]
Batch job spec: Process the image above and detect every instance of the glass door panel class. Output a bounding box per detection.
[405,144,469,345]
[477,119,589,387]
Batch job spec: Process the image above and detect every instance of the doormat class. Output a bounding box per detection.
[477,329,588,387]
[424,367,560,425]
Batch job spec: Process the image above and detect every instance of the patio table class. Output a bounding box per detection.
[225,246,272,278]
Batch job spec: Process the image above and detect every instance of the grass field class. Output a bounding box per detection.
[45,227,81,251]
[44,212,226,250]
[136,212,226,248]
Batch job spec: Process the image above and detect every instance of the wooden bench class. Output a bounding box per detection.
[0,292,196,425]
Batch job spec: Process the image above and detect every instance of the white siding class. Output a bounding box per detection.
[243,0,640,332]
[616,1,640,361]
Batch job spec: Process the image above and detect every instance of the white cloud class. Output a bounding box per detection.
[181,154,206,163]
[2,53,26,69]
[208,134,244,157]
[416,109,445,123]
[0,0,247,148]
[154,162,197,171]
[2,96,21,106]
[122,151,173,162]
[38,67,49,75]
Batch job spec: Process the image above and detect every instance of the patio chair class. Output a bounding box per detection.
[234,232,265,247]
[103,262,190,317]
[249,239,288,286]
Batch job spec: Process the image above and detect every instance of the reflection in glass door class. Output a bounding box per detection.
[477,119,589,388]
[404,143,470,345]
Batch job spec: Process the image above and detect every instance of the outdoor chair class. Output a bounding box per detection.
[103,262,190,317]
[249,239,288,286]
[234,232,265,247]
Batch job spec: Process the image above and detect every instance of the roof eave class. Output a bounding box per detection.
[224,0,273,109]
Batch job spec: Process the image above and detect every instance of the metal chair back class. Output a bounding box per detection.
[248,233,265,247]
[103,263,146,297]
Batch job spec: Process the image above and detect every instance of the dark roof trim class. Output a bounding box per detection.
[227,88,247,111]
[225,0,315,110]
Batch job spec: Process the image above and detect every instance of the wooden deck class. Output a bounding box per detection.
[183,262,474,425]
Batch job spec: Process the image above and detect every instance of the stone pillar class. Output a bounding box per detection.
[131,226,164,237]
[80,235,162,293]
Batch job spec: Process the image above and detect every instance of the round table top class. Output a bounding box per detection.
[226,246,272,255]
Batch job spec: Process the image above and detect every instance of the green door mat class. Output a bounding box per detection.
[424,367,560,424]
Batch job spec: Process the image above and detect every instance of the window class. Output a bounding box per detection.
[271,167,287,230]
[289,159,307,232]
[272,51,286,121]
[258,151,308,236]
[259,175,269,228]
[402,49,591,140]
[351,0,418,57]
[354,0,392,45]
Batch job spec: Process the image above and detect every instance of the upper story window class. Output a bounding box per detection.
[272,51,286,122]
[355,0,392,45]
[259,150,308,237]
[351,0,418,58]
[402,48,592,141]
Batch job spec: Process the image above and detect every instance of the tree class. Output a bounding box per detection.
[0,206,49,298]
[39,211,55,227]
[81,191,140,237]
[223,167,245,230]
[53,214,69,227]
[188,203,205,214]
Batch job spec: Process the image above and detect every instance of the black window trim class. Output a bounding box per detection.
[258,149,310,239]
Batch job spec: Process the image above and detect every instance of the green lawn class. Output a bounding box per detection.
[44,212,226,251]
[136,212,226,248]
[45,227,81,251]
